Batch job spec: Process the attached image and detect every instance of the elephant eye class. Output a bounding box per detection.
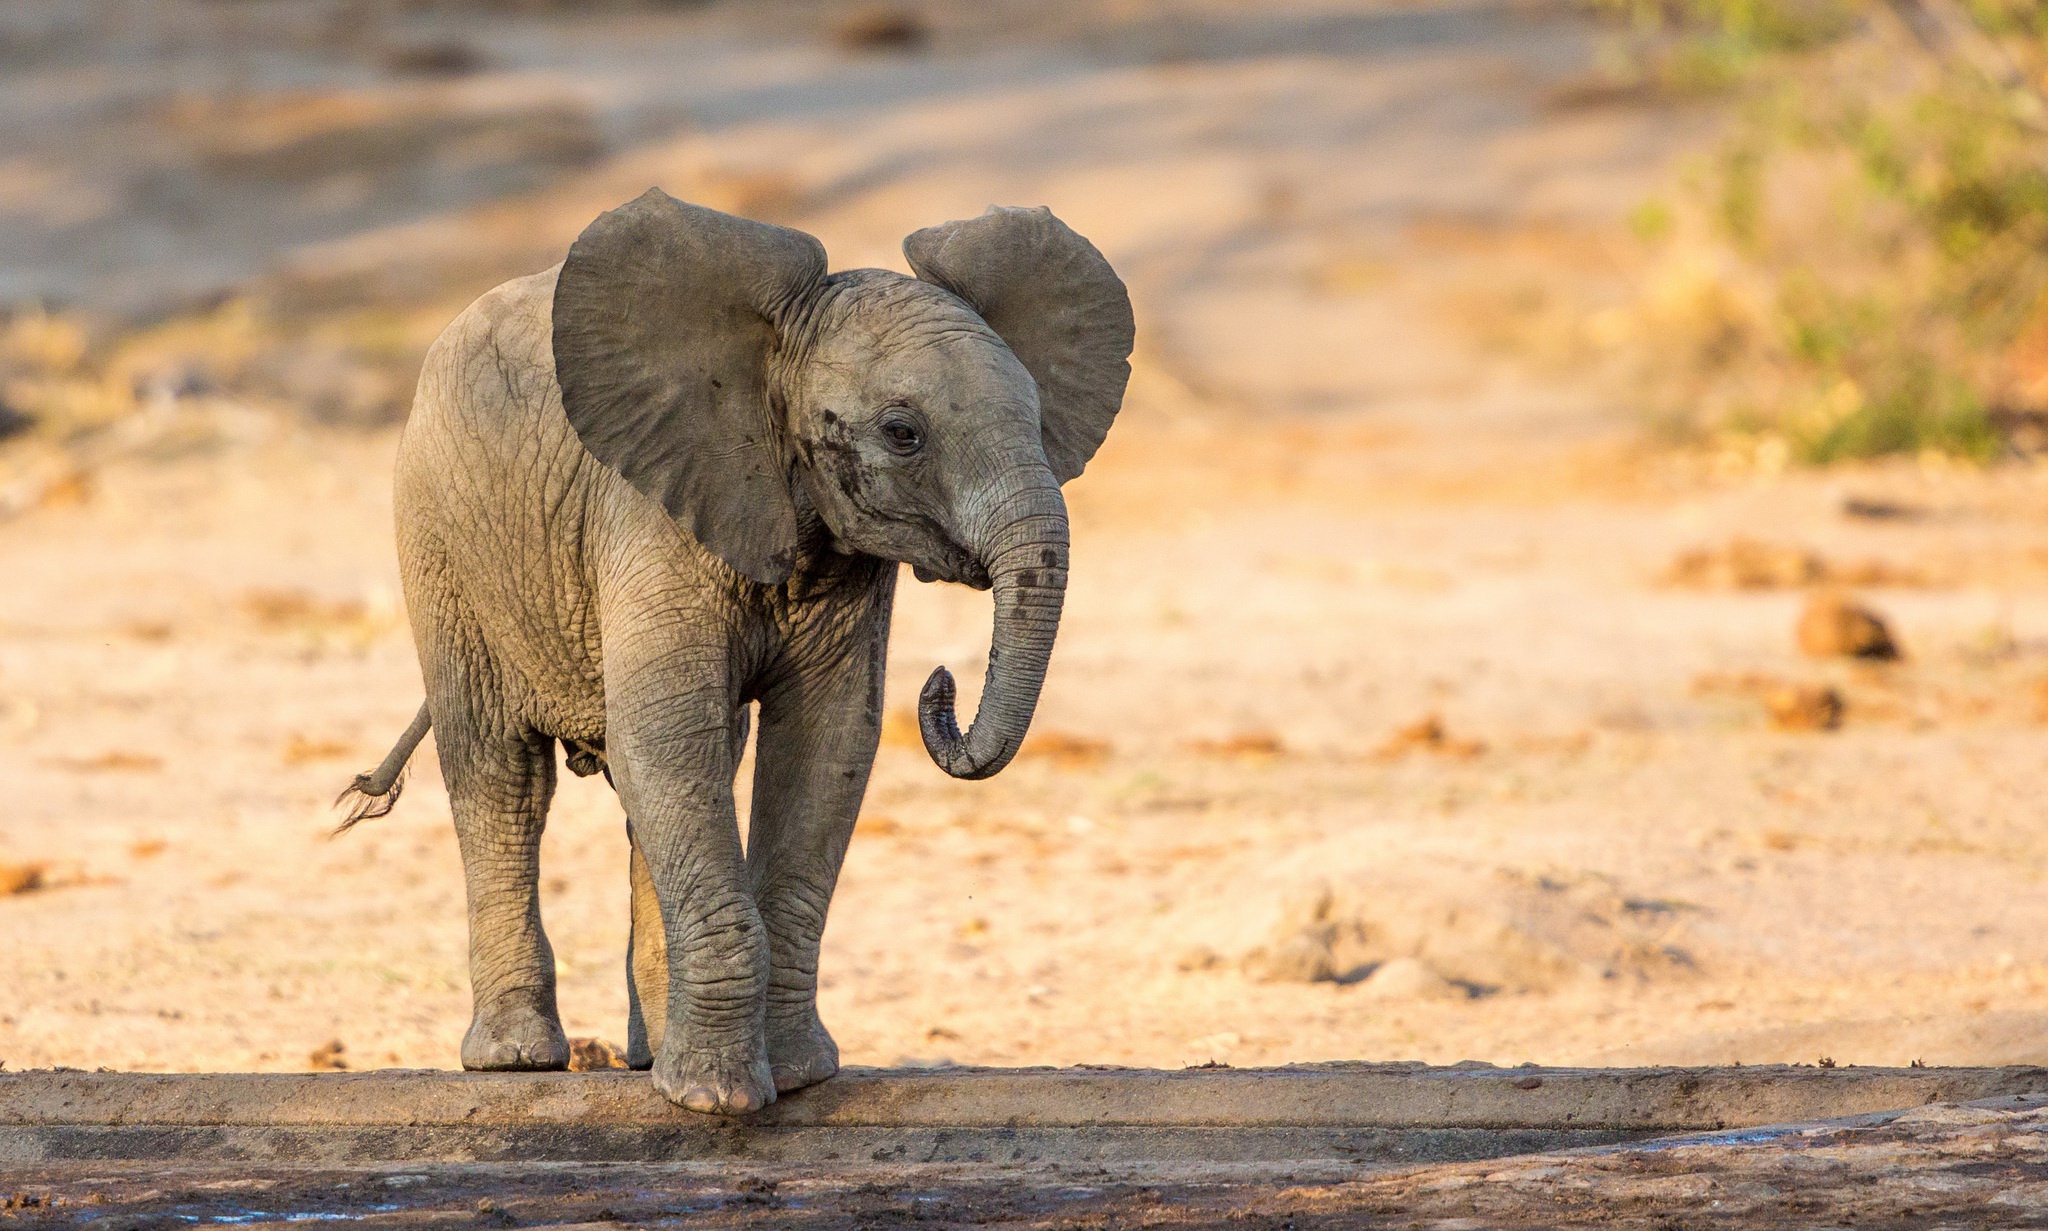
[879,411,925,456]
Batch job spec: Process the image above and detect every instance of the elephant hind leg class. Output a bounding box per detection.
[624,834,667,1070]
[437,701,569,1072]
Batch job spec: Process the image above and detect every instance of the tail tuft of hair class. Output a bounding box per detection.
[330,701,432,837]
[333,767,405,835]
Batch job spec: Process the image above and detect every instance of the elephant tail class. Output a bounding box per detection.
[334,702,432,834]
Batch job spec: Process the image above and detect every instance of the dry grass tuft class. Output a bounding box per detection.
[1663,538,1823,589]
[1186,732,1287,760]
[283,734,355,766]
[1662,539,1927,591]
[1375,715,1484,760]
[567,1037,627,1071]
[240,587,400,650]
[854,814,904,837]
[45,751,163,773]
[307,1039,348,1071]
[1020,730,1113,768]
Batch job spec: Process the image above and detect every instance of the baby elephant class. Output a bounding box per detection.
[340,190,1133,1114]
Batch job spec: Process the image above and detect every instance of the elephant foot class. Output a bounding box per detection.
[653,1043,775,1115]
[767,1012,840,1094]
[461,996,570,1071]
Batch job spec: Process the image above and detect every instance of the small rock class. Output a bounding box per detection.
[384,40,488,77]
[1174,945,1224,973]
[832,5,929,50]
[1241,934,1335,983]
[0,398,30,442]
[0,863,46,896]
[1797,592,1898,660]
[1766,684,1844,731]
[1356,957,1461,1001]
[1842,495,1925,520]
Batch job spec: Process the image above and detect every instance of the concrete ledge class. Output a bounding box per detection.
[3,1064,2042,1166]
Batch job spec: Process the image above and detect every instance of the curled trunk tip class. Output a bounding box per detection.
[918,665,1013,781]
[918,481,1068,781]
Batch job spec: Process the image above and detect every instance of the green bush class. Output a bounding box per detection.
[1603,0,2048,462]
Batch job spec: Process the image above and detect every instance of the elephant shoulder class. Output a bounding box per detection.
[420,265,566,422]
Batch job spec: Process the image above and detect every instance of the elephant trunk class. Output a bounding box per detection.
[918,481,1070,781]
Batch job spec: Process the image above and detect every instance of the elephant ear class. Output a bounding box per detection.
[903,206,1134,485]
[553,188,826,585]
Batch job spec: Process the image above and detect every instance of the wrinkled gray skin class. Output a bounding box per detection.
[351,190,1133,1116]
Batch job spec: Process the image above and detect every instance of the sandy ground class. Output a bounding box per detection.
[8,0,2048,1081]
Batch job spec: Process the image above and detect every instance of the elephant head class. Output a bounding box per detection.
[551,189,1135,780]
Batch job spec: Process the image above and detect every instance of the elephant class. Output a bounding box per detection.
[336,189,1134,1115]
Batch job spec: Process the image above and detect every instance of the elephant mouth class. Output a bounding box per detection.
[910,541,992,590]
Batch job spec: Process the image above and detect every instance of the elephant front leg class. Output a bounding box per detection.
[622,703,751,1072]
[607,661,773,1114]
[747,635,887,1095]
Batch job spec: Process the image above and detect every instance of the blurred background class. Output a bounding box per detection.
[6,0,2048,1076]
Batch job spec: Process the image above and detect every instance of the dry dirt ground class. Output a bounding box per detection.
[8,0,2048,1090]
[11,1099,2048,1227]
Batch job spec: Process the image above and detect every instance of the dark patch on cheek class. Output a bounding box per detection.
[812,414,878,505]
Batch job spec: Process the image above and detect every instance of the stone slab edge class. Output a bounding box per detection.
[3,1064,2042,1132]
